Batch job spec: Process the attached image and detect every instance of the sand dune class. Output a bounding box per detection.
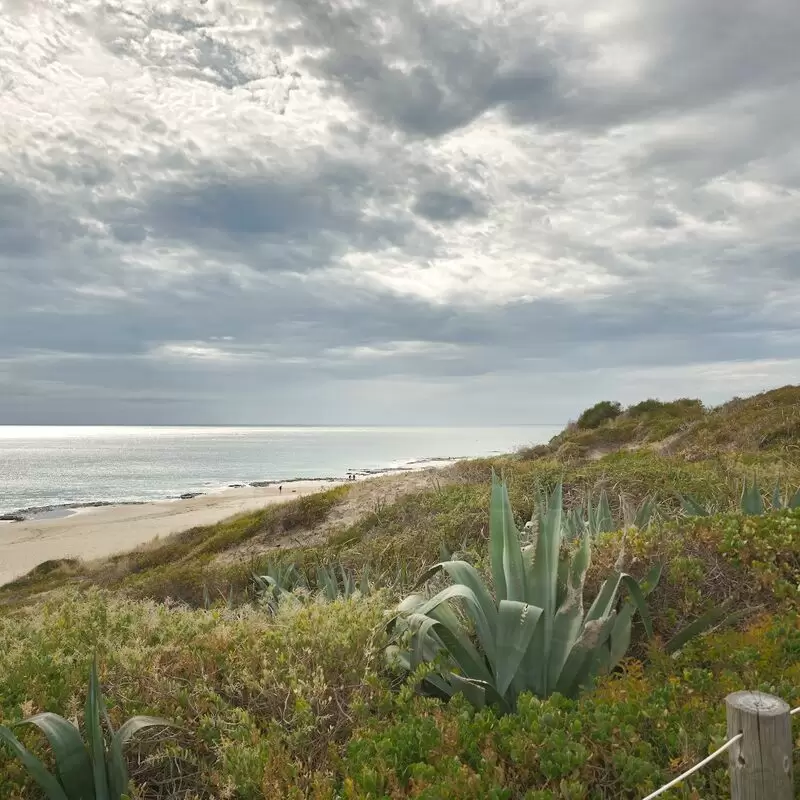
[0,481,340,587]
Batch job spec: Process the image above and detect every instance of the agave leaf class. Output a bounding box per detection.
[548,587,584,691]
[409,608,493,685]
[619,575,654,638]
[771,482,783,510]
[408,614,446,670]
[679,494,709,516]
[597,490,614,533]
[0,725,70,800]
[547,528,592,689]
[87,659,110,800]
[419,562,499,652]
[741,480,764,516]
[788,487,800,509]
[110,717,176,799]
[317,567,338,601]
[442,673,490,710]
[495,600,543,696]
[114,716,174,749]
[526,482,564,696]
[607,603,634,669]
[421,670,458,701]
[498,479,527,603]
[584,572,623,624]
[605,563,662,669]
[555,551,570,608]
[554,614,616,697]
[20,714,95,800]
[664,599,734,654]
[419,586,497,671]
[489,471,509,600]
[635,496,656,528]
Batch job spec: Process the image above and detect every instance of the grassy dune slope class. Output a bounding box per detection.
[520,383,800,462]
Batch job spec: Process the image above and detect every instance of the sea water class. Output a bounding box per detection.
[0,425,559,515]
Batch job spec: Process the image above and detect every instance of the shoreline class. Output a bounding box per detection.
[0,458,461,521]
[0,459,459,588]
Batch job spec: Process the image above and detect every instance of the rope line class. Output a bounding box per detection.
[640,734,742,800]
[642,705,799,800]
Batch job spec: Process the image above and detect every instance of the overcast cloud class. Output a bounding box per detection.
[1,0,798,425]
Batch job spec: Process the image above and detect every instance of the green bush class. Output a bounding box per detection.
[576,401,623,430]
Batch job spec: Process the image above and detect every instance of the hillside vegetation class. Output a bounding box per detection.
[521,384,800,462]
[1,385,799,799]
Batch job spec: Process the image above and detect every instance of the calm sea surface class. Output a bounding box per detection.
[0,426,559,515]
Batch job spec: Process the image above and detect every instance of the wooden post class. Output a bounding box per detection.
[726,690,793,799]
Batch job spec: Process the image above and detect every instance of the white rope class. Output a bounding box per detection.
[640,733,743,800]
[640,704,799,800]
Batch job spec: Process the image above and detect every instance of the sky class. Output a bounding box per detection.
[1,0,799,425]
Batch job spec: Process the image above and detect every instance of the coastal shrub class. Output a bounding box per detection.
[626,397,704,420]
[0,589,387,799]
[2,592,797,799]
[576,401,622,430]
[343,612,800,799]
[591,508,800,637]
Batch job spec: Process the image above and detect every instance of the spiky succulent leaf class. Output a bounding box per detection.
[740,480,764,515]
[489,470,510,600]
[680,494,709,516]
[86,659,110,800]
[635,496,656,528]
[416,561,499,643]
[597,490,614,533]
[495,600,543,696]
[664,599,735,654]
[19,714,95,800]
[554,614,616,697]
[771,482,783,510]
[619,575,654,638]
[0,725,69,800]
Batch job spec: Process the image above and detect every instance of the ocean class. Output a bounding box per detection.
[0,425,559,515]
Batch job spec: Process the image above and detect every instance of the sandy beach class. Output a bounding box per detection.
[0,481,341,588]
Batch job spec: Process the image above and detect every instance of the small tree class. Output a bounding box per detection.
[576,400,622,430]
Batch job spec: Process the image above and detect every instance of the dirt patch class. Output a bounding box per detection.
[213,469,453,564]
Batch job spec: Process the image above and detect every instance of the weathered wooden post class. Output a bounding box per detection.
[726,690,793,799]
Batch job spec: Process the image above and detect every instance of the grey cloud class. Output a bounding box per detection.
[413,189,481,223]
[0,182,87,257]
[268,0,799,139]
[138,164,417,267]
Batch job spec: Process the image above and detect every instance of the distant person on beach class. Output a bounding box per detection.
[278,485,282,493]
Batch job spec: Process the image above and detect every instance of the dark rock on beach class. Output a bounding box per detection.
[0,514,25,522]
[179,492,205,500]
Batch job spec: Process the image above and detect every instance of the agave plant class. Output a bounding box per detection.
[0,658,174,800]
[681,478,800,517]
[560,489,655,542]
[387,473,664,713]
[253,561,309,612]
[316,564,372,601]
[389,474,730,712]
